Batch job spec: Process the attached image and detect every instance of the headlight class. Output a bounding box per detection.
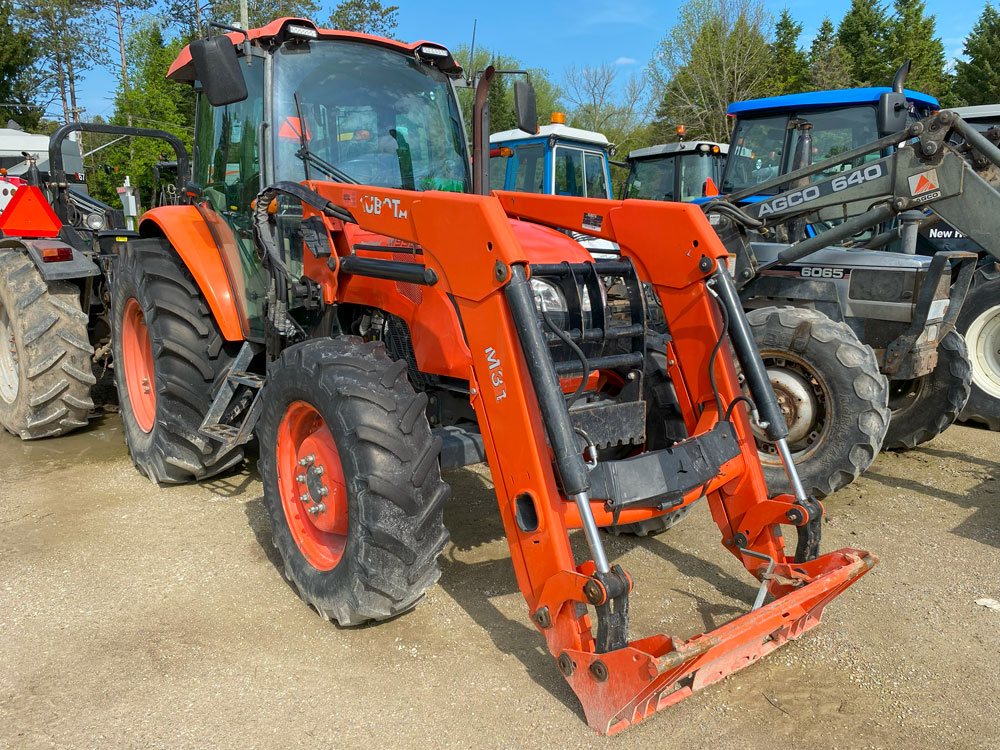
[85,212,105,230]
[531,278,567,312]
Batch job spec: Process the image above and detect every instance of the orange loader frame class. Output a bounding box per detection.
[266,180,878,734]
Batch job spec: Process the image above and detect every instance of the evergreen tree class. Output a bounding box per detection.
[329,0,399,37]
[810,17,854,90]
[0,0,42,129]
[837,0,891,86]
[87,20,194,205]
[770,9,810,94]
[955,4,1000,105]
[885,0,949,99]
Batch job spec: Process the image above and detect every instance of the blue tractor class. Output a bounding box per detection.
[490,114,618,254]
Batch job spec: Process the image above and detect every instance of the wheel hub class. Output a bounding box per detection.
[0,302,18,404]
[767,365,819,447]
[966,303,1000,400]
[121,298,156,433]
[277,402,349,570]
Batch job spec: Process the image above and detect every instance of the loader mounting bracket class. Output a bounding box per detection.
[589,422,741,512]
[794,496,823,563]
[593,565,631,654]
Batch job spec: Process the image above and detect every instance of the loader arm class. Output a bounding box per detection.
[268,181,876,734]
[706,111,1000,284]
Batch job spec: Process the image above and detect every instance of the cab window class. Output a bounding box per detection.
[723,114,787,193]
[513,144,544,193]
[585,152,610,198]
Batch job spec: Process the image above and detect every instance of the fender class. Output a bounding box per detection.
[0,238,100,282]
[139,206,247,341]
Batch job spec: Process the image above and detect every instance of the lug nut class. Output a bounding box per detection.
[307,502,326,515]
[314,466,324,476]
[319,486,329,497]
[296,474,306,483]
[298,454,315,466]
[299,494,310,503]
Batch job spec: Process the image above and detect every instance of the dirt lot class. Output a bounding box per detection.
[1,417,998,749]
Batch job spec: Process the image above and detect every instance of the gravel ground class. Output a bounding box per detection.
[1,417,998,749]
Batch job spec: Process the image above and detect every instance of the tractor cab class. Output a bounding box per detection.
[722,87,938,198]
[167,18,471,338]
[623,141,727,203]
[490,114,616,253]
[489,114,612,198]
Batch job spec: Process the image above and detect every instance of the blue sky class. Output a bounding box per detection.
[71,0,985,120]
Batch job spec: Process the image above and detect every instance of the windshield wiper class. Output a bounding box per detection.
[292,91,359,185]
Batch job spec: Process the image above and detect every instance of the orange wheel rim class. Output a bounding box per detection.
[276,401,349,571]
[122,298,156,433]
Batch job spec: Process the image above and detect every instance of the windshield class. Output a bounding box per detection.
[723,114,786,193]
[627,152,723,202]
[724,106,884,194]
[272,40,470,192]
[625,156,675,201]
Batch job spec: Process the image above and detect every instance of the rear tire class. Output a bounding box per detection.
[0,249,94,439]
[257,337,450,626]
[112,238,243,483]
[955,277,1000,431]
[747,307,889,498]
[883,330,971,450]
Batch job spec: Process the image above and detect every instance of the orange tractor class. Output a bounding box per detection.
[0,18,875,734]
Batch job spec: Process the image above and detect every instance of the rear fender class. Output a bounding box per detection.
[0,238,100,282]
[138,206,247,341]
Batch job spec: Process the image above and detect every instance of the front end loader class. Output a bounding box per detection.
[105,18,875,733]
[0,18,876,733]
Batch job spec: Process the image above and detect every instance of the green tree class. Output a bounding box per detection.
[15,0,98,123]
[453,45,564,135]
[328,0,399,36]
[0,0,43,129]
[837,0,891,86]
[649,0,774,142]
[770,9,810,94]
[955,3,1000,105]
[211,0,322,30]
[810,16,854,90]
[885,0,950,99]
[87,20,194,207]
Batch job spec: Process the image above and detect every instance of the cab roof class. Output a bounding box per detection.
[167,17,454,82]
[727,87,939,116]
[950,104,1000,121]
[490,123,610,148]
[628,141,728,160]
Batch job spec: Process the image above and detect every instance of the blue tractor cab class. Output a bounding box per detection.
[489,114,613,198]
[722,87,939,200]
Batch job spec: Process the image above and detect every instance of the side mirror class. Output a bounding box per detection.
[190,36,248,107]
[877,91,907,136]
[513,80,538,135]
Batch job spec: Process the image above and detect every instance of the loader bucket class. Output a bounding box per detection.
[559,549,875,734]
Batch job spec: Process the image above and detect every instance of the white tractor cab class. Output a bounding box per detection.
[623,140,728,203]
[490,114,617,253]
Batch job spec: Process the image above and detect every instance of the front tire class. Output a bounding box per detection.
[0,249,94,439]
[883,330,971,450]
[112,238,243,483]
[258,338,450,626]
[748,307,889,498]
[955,277,1000,431]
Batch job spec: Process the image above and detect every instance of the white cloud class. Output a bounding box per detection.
[615,57,637,65]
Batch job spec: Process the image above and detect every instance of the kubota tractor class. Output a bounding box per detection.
[2,18,876,734]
